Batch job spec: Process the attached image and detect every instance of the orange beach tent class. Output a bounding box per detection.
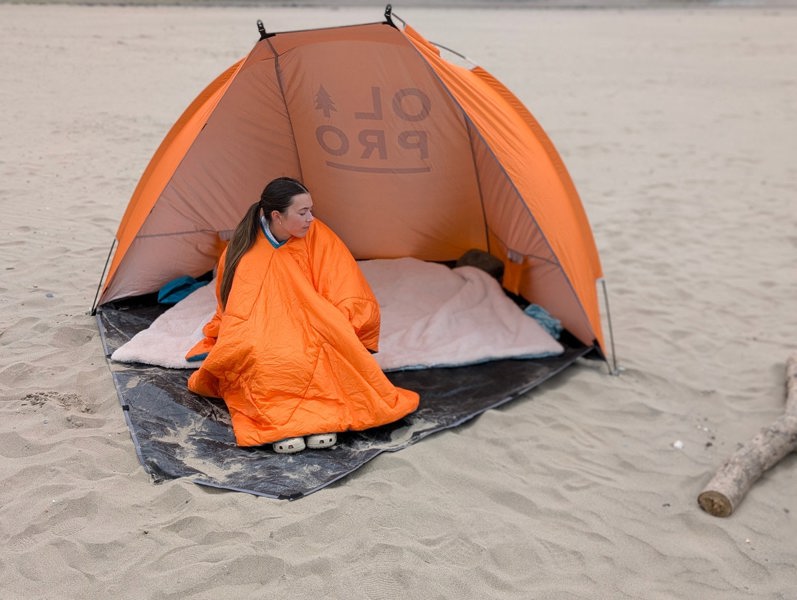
[95,6,606,357]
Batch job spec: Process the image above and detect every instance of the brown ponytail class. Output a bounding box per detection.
[219,176,309,309]
[219,202,261,308]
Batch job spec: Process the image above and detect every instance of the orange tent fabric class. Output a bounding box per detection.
[97,14,605,355]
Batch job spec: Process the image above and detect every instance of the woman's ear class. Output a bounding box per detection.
[270,210,282,223]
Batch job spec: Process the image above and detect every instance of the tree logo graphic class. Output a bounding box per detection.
[314,85,336,118]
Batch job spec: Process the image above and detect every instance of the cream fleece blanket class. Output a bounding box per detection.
[111,257,563,371]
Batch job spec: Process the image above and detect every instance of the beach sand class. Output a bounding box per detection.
[1,3,796,598]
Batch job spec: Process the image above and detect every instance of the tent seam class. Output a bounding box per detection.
[266,37,305,185]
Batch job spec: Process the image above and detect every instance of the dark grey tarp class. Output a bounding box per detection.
[96,301,591,499]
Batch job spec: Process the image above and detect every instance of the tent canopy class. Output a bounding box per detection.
[97,10,604,354]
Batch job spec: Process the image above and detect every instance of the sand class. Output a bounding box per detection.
[1,3,796,598]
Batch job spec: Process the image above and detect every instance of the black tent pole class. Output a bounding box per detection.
[257,19,275,41]
[90,239,116,316]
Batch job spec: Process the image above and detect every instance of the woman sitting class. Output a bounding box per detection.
[186,177,419,453]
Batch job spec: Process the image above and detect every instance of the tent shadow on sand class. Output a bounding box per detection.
[94,5,610,499]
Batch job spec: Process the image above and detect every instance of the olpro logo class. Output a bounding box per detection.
[314,85,431,174]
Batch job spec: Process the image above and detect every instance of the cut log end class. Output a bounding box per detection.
[698,490,733,517]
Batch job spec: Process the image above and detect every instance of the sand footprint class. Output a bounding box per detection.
[20,390,98,429]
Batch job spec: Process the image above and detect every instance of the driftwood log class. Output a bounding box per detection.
[698,354,797,517]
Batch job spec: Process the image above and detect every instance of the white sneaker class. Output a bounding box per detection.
[306,433,337,449]
[273,437,306,454]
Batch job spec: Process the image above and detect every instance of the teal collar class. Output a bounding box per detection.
[260,215,286,249]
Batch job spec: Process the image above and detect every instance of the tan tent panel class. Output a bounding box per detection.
[97,13,605,354]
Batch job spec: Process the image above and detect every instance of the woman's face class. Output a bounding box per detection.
[271,193,314,241]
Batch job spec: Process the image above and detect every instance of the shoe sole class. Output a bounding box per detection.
[273,437,306,454]
[307,433,337,449]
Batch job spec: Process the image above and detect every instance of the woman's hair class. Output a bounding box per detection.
[219,177,309,308]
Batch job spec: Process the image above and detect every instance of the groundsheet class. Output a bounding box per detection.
[97,303,589,499]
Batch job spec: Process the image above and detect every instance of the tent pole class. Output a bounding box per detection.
[256,19,275,41]
[599,278,620,376]
[387,5,410,29]
[90,240,116,316]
